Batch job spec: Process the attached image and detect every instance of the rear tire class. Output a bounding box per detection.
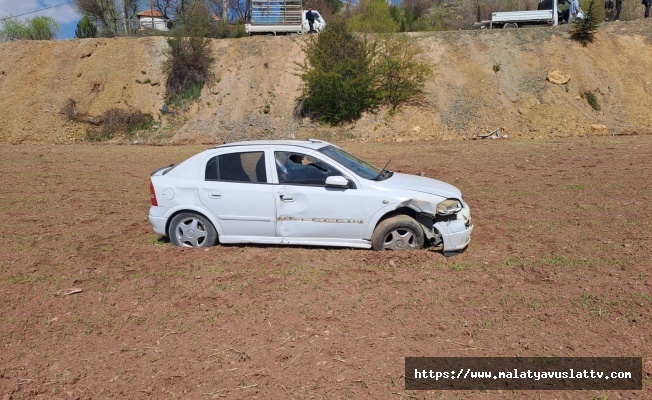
[371,215,425,251]
[168,212,217,248]
[503,22,518,29]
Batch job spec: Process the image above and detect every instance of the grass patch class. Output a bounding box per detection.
[86,108,153,141]
[570,292,615,316]
[564,184,584,190]
[165,81,204,108]
[85,130,112,142]
[582,90,601,111]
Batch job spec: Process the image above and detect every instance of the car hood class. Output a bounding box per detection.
[377,172,462,199]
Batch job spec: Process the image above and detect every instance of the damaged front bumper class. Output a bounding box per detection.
[435,202,473,252]
[435,217,473,252]
[416,202,473,253]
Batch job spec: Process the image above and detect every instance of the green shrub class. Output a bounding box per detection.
[75,16,98,38]
[571,0,600,46]
[298,20,377,124]
[177,0,211,38]
[0,16,60,41]
[85,129,114,142]
[404,15,443,32]
[27,16,60,39]
[388,3,441,32]
[0,19,30,41]
[101,108,152,138]
[179,81,204,102]
[164,35,212,104]
[373,34,432,110]
[299,22,432,123]
[346,0,400,33]
[208,22,247,38]
[164,0,214,105]
[580,0,605,22]
[582,90,601,111]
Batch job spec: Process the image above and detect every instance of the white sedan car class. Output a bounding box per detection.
[149,140,473,254]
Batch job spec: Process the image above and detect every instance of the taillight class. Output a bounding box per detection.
[150,182,158,206]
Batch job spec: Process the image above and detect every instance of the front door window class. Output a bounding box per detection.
[275,151,339,186]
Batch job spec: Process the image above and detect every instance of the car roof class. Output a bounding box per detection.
[213,139,334,151]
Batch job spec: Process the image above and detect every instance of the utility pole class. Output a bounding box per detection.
[553,0,558,26]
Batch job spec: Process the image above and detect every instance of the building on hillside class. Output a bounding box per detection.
[137,10,172,31]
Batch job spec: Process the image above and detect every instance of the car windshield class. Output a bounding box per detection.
[318,145,386,180]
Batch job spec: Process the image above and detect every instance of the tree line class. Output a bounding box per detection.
[2,0,646,41]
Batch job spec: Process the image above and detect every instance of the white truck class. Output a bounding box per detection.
[473,3,584,29]
[245,0,326,35]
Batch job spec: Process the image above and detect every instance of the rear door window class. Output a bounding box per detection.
[205,151,267,183]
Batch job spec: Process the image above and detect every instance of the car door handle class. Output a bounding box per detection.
[209,191,222,199]
[280,194,294,202]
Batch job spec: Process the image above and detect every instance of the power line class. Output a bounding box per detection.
[0,2,73,22]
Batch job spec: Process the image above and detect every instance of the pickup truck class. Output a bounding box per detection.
[245,0,326,35]
[473,7,584,29]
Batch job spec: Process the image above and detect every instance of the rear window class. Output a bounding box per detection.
[205,151,267,183]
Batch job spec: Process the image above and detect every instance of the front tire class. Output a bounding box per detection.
[371,215,425,251]
[168,212,217,248]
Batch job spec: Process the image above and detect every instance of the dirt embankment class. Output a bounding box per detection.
[1,20,651,144]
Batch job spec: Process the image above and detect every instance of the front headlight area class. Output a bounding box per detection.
[409,197,472,252]
[432,198,473,253]
[435,198,463,216]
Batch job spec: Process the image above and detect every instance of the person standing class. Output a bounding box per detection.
[614,0,623,20]
[569,0,580,22]
[605,0,615,21]
[643,0,651,18]
[306,9,316,33]
[557,0,571,23]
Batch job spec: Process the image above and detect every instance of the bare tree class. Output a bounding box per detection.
[178,0,211,34]
[152,0,248,24]
[72,0,143,34]
[229,0,250,22]
[206,0,249,23]
[72,0,118,33]
[121,0,141,33]
[153,0,192,20]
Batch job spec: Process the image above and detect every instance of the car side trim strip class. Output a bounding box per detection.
[218,215,273,222]
[278,215,364,224]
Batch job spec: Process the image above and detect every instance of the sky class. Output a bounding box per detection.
[0,0,81,39]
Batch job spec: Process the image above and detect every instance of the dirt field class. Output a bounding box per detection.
[1,136,650,399]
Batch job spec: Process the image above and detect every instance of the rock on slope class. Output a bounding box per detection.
[0,21,651,144]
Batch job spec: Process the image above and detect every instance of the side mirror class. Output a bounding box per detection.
[325,176,349,188]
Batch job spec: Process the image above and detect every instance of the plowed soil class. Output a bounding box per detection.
[1,136,650,399]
